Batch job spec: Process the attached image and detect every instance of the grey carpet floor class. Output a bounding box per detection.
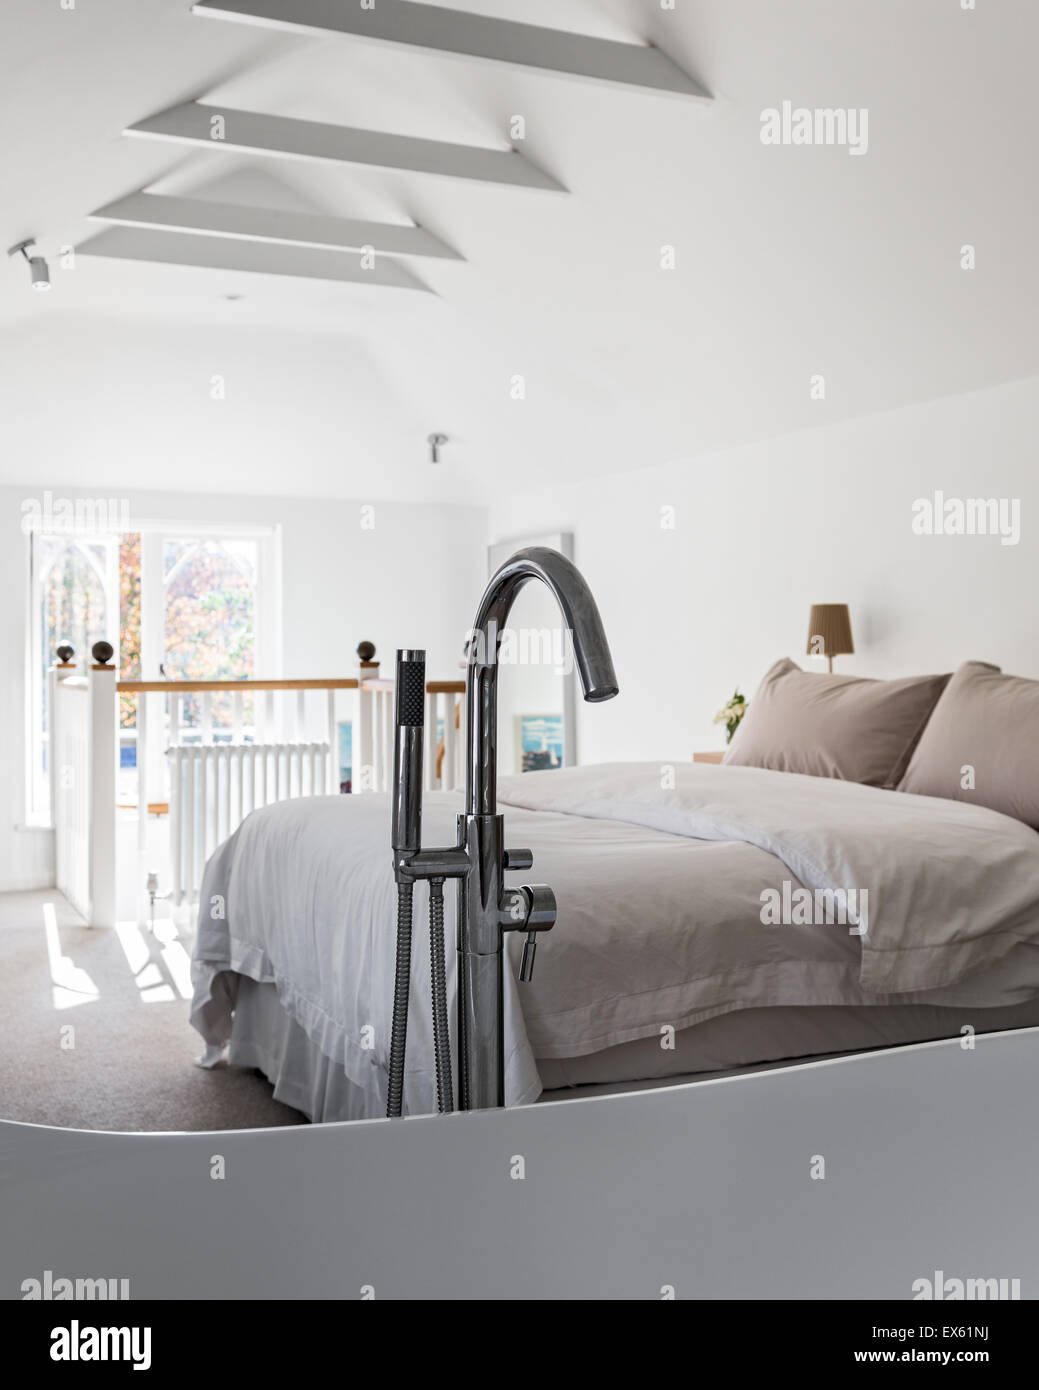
[0,890,304,1132]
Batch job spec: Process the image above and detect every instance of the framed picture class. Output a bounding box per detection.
[515,714,564,773]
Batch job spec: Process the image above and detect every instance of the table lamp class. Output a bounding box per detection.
[807,604,853,673]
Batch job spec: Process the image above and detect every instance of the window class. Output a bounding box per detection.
[28,521,278,824]
[29,534,119,822]
[163,537,257,735]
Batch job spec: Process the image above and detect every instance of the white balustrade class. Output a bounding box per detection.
[49,642,465,922]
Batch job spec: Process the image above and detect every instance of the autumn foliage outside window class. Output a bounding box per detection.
[119,534,141,730]
[163,538,256,731]
[33,527,262,820]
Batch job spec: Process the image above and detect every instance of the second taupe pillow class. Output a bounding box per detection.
[723,658,950,787]
[898,661,1039,828]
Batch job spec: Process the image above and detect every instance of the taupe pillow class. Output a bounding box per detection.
[898,661,1039,828]
[723,658,950,787]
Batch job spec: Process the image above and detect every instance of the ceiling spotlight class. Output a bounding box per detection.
[7,238,51,292]
[427,432,449,465]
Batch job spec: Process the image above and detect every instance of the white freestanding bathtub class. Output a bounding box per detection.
[2,1026,1037,1300]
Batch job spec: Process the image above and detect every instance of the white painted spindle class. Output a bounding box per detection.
[425,692,437,791]
[382,690,393,793]
[326,688,337,793]
[88,659,117,928]
[445,696,459,792]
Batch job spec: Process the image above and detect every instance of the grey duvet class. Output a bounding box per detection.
[190,762,1039,1116]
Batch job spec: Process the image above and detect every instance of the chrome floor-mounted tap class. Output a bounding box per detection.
[388,547,619,1113]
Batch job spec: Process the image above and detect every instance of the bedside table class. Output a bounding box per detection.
[692,751,725,765]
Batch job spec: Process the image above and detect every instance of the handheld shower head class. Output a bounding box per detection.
[391,649,425,863]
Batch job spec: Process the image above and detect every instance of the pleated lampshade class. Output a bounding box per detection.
[806,604,854,672]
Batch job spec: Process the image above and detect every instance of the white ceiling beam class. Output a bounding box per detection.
[125,103,566,192]
[192,0,709,100]
[77,227,432,290]
[89,191,463,260]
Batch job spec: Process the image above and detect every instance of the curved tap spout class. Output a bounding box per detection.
[464,547,619,815]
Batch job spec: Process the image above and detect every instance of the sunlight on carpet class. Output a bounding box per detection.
[0,892,303,1132]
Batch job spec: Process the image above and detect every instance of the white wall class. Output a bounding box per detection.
[7,372,1038,890]
[0,315,473,506]
[490,376,1039,767]
[0,484,486,892]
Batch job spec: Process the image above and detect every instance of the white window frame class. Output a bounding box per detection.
[26,529,120,827]
[26,516,282,827]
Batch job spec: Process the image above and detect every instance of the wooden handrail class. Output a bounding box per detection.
[362,678,465,694]
[117,676,465,694]
[116,677,359,693]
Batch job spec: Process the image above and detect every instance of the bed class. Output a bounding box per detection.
[190,759,1039,1121]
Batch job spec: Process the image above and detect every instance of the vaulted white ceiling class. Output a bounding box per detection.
[1,0,1037,505]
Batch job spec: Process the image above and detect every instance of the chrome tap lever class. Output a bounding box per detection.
[503,848,533,872]
[519,936,538,983]
[502,884,556,983]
